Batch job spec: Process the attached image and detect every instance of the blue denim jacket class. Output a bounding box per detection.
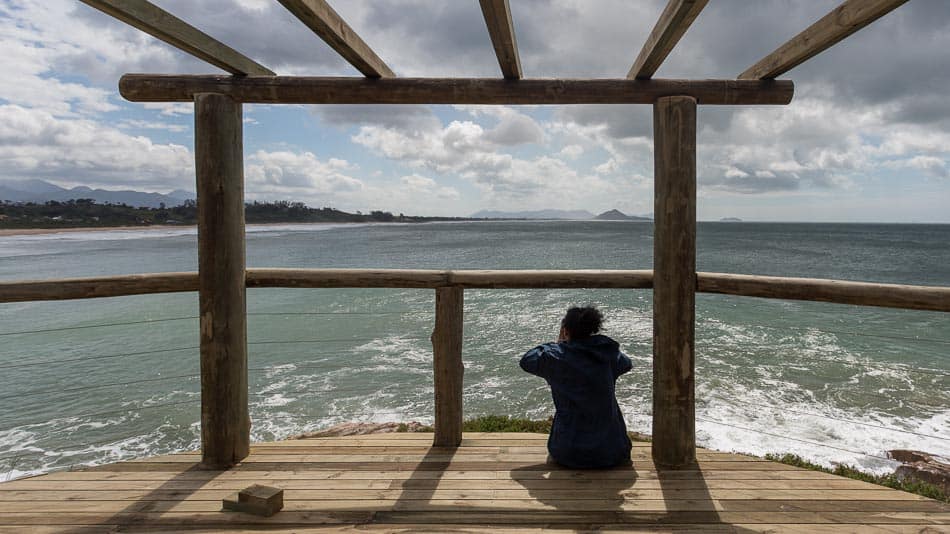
[520,335,633,468]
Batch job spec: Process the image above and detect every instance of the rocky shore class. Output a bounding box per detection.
[889,449,950,496]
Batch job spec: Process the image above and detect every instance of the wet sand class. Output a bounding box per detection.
[0,225,191,237]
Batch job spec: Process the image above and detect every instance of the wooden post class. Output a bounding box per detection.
[195,92,249,468]
[431,287,464,447]
[652,95,697,468]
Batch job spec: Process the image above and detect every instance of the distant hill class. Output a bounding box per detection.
[595,209,652,221]
[720,217,743,222]
[0,179,194,208]
[470,209,595,220]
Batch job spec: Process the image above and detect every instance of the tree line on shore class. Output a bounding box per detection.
[0,199,463,229]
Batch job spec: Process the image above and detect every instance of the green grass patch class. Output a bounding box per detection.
[396,415,652,442]
[396,416,550,434]
[765,453,947,503]
[463,415,553,433]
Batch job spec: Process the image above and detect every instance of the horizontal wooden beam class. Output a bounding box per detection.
[246,269,655,289]
[479,0,522,79]
[2,269,948,312]
[276,0,394,78]
[0,272,198,303]
[628,0,708,80]
[119,75,794,105]
[78,0,274,76]
[697,272,950,312]
[738,0,910,80]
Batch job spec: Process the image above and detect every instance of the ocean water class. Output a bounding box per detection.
[0,221,947,480]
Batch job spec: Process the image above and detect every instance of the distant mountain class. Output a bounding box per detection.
[470,209,595,220]
[0,180,194,208]
[719,217,743,222]
[4,178,65,195]
[595,209,652,221]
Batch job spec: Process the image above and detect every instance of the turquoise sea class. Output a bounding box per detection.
[0,221,948,480]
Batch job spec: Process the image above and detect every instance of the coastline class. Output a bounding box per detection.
[0,225,194,237]
[0,222,377,237]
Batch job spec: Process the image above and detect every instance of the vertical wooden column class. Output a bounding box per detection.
[652,95,697,468]
[195,93,249,468]
[431,287,464,447]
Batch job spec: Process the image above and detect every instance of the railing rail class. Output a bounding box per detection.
[1,268,948,311]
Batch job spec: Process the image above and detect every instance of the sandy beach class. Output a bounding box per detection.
[0,222,391,237]
[0,225,194,237]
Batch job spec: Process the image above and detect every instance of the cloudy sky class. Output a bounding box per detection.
[1,0,948,221]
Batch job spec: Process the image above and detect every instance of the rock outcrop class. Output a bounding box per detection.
[888,449,950,495]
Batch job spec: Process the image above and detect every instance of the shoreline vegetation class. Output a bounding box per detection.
[306,416,949,503]
[0,199,471,234]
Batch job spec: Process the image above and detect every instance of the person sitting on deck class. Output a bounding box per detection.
[519,306,633,469]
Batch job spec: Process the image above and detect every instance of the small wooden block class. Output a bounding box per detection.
[239,484,283,507]
[222,485,283,517]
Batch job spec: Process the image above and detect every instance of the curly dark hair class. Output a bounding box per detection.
[561,306,603,339]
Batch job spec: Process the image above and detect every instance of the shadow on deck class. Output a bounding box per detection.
[0,432,946,532]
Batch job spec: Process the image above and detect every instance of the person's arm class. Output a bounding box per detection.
[520,343,558,379]
[614,350,633,377]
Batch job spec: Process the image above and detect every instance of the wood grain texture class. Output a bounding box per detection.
[479,0,522,79]
[0,272,198,302]
[432,287,464,447]
[738,0,910,79]
[79,0,274,76]
[276,0,394,78]
[1,433,946,530]
[194,93,249,468]
[119,75,795,105]
[247,268,654,289]
[697,272,950,312]
[652,96,697,469]
[2,270,948,311]
[628,0,709,79]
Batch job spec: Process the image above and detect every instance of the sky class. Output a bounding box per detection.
[0,0,948,222]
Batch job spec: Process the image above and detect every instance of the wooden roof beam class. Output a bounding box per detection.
[79,0,274,76]
[277,0,394,78]
[739,0,910,80]
[479,0,522,79]
[120,75,794,106]
[628,0,708,80]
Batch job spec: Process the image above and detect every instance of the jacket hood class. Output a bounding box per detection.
[563,334,619,362]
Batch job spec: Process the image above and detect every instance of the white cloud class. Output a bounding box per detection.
[244,150,466,214]
[888,155,950,179]
[245,151,363,196]
[0,15,117,116]
[0,104,192,189]
[118,119,188,133]
[558,144,584,160]
[400,174,460,200]
[594,158,621,175]
[459,106,545,146]
[352,119,513,179]
[351,110,636,210]
[725,167,749,179]
[143,103,194,117]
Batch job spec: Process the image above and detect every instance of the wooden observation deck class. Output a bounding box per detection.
[2,0,948,531]
[2,432,947,532]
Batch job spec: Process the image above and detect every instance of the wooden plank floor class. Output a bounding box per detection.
[0,432,947,532]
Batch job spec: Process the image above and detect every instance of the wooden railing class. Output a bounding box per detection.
[1,269,948,311]
[1,268,947,459]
